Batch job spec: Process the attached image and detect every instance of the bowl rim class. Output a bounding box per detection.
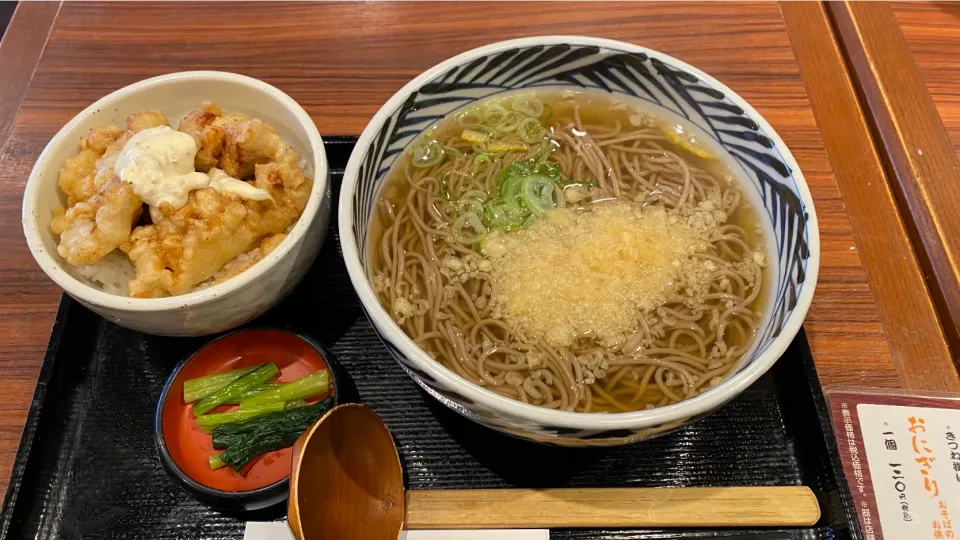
[339,35,821,431]
[21,70,328,312]
[154,327,342,507]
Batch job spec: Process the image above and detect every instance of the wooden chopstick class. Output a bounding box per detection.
[405,486,820,529]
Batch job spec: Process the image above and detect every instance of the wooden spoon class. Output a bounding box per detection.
[288,404,820,540]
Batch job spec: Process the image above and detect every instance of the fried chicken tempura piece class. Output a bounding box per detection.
[51,111,171,266]
[57,126,123,207]
[51,181,142,265]
[121,158,312,298]
[178,101,304,178]
[58,150,100,208]
[127,110,169,134]
[178,102,224,172]
[83,125,125,153]
[201,233,287,289]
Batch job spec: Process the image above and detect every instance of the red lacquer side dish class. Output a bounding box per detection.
[161,329,334,492]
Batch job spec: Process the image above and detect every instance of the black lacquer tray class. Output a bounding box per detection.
[0,137,860,540]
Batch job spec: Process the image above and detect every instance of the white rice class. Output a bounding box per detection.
[74,251,135,296]
[73,246,262,296]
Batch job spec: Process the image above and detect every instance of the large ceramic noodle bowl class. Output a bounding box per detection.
[340,36,819,445]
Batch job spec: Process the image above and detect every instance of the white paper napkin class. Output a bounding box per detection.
[243,521,549,539]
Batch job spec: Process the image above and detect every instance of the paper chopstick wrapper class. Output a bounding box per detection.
[244,521,549,539]
[397,533,548,540]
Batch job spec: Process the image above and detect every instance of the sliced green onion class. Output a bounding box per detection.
[521,176,559,215]
[494,112,523,134]
[485,211,510,231]
[482,103,509,127]
[479,157,567,232]
[512,96,544,118]
[497,170,525,200]
[484,201,509,228]
[540,103,553,124]
[517,117,545,144]
[452,212,488,244]
[471,125,498,138]
[412,139,445,168]
[485,195,527,229]
[457,197,485,215]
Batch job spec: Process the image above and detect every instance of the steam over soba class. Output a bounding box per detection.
[369,90,767,413]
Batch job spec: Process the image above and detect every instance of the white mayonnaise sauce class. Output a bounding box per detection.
[114,125,272,216]
[208,168,273,202]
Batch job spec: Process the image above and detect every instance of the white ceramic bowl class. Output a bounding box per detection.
[340,36,820,445]
[22,71,329,336]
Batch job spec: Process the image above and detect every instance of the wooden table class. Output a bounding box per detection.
[894,2,960,148]
[893,1,960,287]
[829,1,960,355]
[0,1,957,501]
[888,1,960,349]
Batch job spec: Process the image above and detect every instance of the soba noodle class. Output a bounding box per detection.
[369,91,766,413]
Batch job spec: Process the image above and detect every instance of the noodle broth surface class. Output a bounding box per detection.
[368,89,769,414]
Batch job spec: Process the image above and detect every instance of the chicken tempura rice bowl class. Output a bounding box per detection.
[22,71,329,336]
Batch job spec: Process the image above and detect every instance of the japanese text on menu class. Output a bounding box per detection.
[858,404,959,540]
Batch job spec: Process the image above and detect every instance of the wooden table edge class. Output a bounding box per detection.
[0,1,60,158]
[827,1,960,359]
[780,1,960,392]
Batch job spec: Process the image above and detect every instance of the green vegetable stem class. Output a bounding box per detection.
[196,402,286,431]
[223,384,280,405]
[238,370,329,409]
[209,453,226,470]
[192,363,279,417]
[182,365,261,403]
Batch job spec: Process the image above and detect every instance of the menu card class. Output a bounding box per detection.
[826,388,960,540]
